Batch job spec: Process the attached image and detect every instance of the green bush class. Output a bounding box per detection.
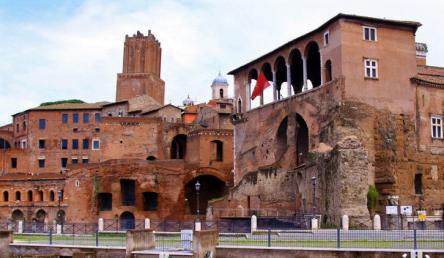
[40,99,85,106]
[367,185,379,211]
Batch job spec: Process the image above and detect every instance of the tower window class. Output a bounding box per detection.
[364,59,378,78]
[324,31,329,46]
[219,89,224,98]
[363,26,377,41]
[11,158,17,168]
[431,116,443,139]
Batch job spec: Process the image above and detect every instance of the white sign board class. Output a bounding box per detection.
[386,206,398,215]
[400,205,413,215]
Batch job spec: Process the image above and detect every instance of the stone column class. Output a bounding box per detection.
[98,218,104,232]
[272,71,277,101]
[373,214,381,230]
[0,231,12,258]
[246,82,251,110]
[342,215,349,231]
[286,63,292,97]
[251,215,257,233]
[18,221,23,234]
[302,56,308,91]
[193,230,218,258]
[126,229,155,258]
[144,218,150,229]
[319,51,324,86]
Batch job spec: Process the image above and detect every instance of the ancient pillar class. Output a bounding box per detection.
[286,63,292,97]
[302,56,308,91]
[144,218,150,229]
[18,221,23,233]
[98,218,104,232]
[373,214,381,230]
[272,71,277,101]
[251,215,257,233]
[342,215,349,231]
[126,229,155,258]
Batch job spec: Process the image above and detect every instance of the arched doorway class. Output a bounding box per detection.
[120,211,135,230]
[171,134,187,159]
[185,175,227,215]
[11,209,24,222]
[35,209,47,223]
[56,210,66,225]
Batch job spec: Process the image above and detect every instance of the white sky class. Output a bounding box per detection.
[0,0,443,125]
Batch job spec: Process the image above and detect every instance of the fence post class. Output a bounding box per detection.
[95,227,99,246]
[49,228,52,245]
[267,228,271,247]
[413,228,417,250]
[336,228,340,249]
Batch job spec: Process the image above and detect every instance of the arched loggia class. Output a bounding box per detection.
[289,49,304,94]
[274,56,288,100]
[260,63,273,104]
[305,41,321,88]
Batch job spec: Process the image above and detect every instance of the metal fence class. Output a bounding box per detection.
[218,229,444,250]
[381,215,444,230]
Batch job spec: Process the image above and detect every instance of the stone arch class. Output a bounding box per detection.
[324,59,332,82]
[305,41,321,88]
[0,138,10,149]
[120,211,135,230]
[171,134,187,159]
[3,191,9,202]
[184,175,227,215]
[295,113,309,165]
[35,209,47,223]
[275,116,288,159]
[11,209,24,222]
[289,48,304,94]
[274,56,287,100]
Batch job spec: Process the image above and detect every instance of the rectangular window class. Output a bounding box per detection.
[38,139,45,149]
[142,192,158,211]
[61,139,68,150]
[38,119,46,130]
[72,139,79,149]
[83,113,89,123]
[11,158,17,168]
[82,157,89,164]
[61,158,68,168]
[364,59,378,78]
[38,159,45,168]
[363,26,377,41]
[72,157,78,164]
[431,116,443,139]
[95,127,100,133]
[324,31,329,46]
[98,193,112,211]
[92,139,100,150]
[95,113,101,123]
[62,114,68,124]
[120,179,135,206]
[82,139,89,149]
[73,113,79,123]
[414,174,423,194]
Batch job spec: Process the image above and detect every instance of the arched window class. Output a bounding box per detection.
[3,191,9,202]
[49,191,55,201]
[211,140,223,161]
[15,191,21,201]
[27,190,33,202]
[219,89,224,98]
[305,41,321,88]
[324,60,332,82]
[0,138,11,149]
[38,190,44,202]
[237,98,242,113]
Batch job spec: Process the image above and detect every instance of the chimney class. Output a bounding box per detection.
[416,42,428,66]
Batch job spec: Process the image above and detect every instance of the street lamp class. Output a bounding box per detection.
[195,181,201,221]
[311,176,316,215]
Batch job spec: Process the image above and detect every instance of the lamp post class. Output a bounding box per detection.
[57,190,63,233]
[311,176,316,215]
[195,181,201,220]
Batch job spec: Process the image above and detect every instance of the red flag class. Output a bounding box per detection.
[251,72,270,100]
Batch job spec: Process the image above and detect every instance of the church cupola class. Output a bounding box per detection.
[211,72,229,100]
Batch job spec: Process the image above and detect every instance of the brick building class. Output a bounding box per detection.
[211,14,444,227]
[0,30,233,227]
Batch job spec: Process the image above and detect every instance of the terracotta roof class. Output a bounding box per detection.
[0,173,66,181]
[412,65,444,86]
[229,13,421,75]
[28,102,108,111]
[141,104,182,115]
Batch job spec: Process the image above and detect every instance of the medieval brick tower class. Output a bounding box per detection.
[116,30,165,105]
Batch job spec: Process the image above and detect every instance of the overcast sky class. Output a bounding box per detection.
[0,0,443,125]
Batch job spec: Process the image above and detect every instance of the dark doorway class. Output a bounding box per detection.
[325,60,332,82]
[185,175,226,215]
[120,179,135,206]
[171,134,187,159]
[11,210,24,222]
[0,138,10,149]
[142,192,158,211]
[295,114,309,165]
[120,211,135,230]
[98,193,113,211]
